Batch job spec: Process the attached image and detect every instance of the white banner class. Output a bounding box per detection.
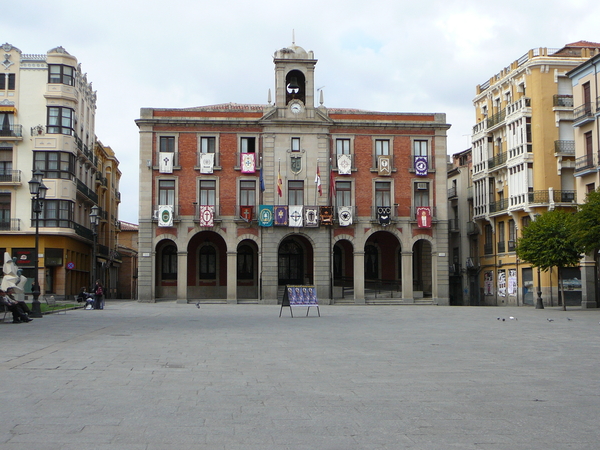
[338,206,352,226]
[289,206,303,227]
[200,153,215,174]
[158,205,173,227]
[159,152,174,173]
[337,154,352,175]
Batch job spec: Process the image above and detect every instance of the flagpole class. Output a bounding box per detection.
[315,159,318,205]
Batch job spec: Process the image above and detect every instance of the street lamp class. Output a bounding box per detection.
[89,205,100,288]
[28,169,48,318]
[536,266,544,309]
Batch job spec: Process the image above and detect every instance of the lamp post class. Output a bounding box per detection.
[28,169,48,318]
[536,266,544,309]
[89,205,100,289]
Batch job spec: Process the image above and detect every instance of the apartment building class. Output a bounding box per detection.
[471,42,600,307]
[567,51,600,308]
[0,43,121,299]
[136,41,451,304]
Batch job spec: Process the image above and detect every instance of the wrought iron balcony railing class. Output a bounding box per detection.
[553,95,573,107]
[554,140,575,155]
[0,124,23,138]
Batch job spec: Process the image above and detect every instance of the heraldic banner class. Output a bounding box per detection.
[259,205,273,227]
[289,206,303,227]
[274,206,288,226]
[241,153,255,174]
[320,206,333,225]
[199,205,214,227]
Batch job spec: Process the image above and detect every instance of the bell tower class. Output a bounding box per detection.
[273,41,317,118]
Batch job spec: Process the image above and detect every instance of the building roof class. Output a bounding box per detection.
[119,221,139,231]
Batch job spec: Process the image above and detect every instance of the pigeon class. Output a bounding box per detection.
[547,318,554,322]
[509,316,517,321]
[195,301,201,309]
[566,317,573,321]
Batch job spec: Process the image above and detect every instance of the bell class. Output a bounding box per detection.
[287,76,300,91]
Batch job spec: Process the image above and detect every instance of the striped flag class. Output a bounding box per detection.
[315,166,322,196]
[277,170,283,197]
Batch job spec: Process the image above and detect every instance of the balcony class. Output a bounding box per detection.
[484,243,493,255]
[0,169,21,184]
[573,102,595,126]
[0,123,23,139]
[467,221,478,235]
[194,204,221,223]
[554,140,575,155]
[447,186,457,198]
[506,97,531,116]
[508,240,516,251]
[76,178,98,203]
[449,218,459,232]
[0,218,21,231]
[487,151,507,171]
[553,95,573,107]
[575,153,598,174]
[489,198,509,214]
[497,241,506,253]
[487,108,506,129]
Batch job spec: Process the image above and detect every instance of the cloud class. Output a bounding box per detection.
[7,0,600,223]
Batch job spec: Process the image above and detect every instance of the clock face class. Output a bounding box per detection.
[290,102,304,114]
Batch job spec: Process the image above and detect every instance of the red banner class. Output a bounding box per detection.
[416,207,431,228]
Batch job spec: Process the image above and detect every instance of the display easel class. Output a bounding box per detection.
[279,285,320,317]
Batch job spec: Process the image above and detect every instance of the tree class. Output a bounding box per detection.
[516,209,582,311]
[573,189,600,254]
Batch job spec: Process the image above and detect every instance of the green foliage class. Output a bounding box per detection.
[574,189,600,254]
[516,209,582,271]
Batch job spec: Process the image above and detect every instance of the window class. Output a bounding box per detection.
[375,181,391,207]
[0,148,12,181]
[158,180,175,205]
[336,181,351,206]
[508,219,516,251]
[199,180,216,206]
[34,151,75,179]
[0,193,10,230]
[161,245,177,280]
[414,140,428,156]
[0,74,15,90]
[239,180,256,206]
[201,137,215,154]
[375,139,389,167]
[199,245,216,280]
[159,136,175,153]
[288,180,304,205]
[48,64,75,86]
[237,245,254,280]
[0,112,13,136]
[413,182,429,207]
[47,106,74,135]
[498,221,505,252]
[291,137,300,152]
[40,200,73,227]
[484,224,493,254]
[241,137,256,153]
[336,138,350,155]
[522,216,530,229]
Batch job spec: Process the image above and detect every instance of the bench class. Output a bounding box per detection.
[0,303,9,322]
[44,295,68,314]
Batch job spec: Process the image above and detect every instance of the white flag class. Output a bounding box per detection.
[159,152,174,173]
[200,153,215,174]
[338,206,352,226]
[289,206,303,227]
[158,205,173,227]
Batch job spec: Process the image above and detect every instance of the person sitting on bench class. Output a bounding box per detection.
[0,289,32,323]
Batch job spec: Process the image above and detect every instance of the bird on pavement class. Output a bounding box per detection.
[547,318,554,322]
[196,301,200,309]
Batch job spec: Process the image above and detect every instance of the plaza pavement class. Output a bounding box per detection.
[1,301,600,450]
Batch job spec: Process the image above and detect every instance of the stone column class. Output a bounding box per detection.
[227,251,237,304]
[402,251,414,302]
[354,250,365,304]
[176,251,187,304]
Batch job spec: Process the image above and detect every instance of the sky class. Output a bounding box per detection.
[7,0,600,224]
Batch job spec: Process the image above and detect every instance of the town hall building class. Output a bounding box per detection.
[136,42,451,304]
